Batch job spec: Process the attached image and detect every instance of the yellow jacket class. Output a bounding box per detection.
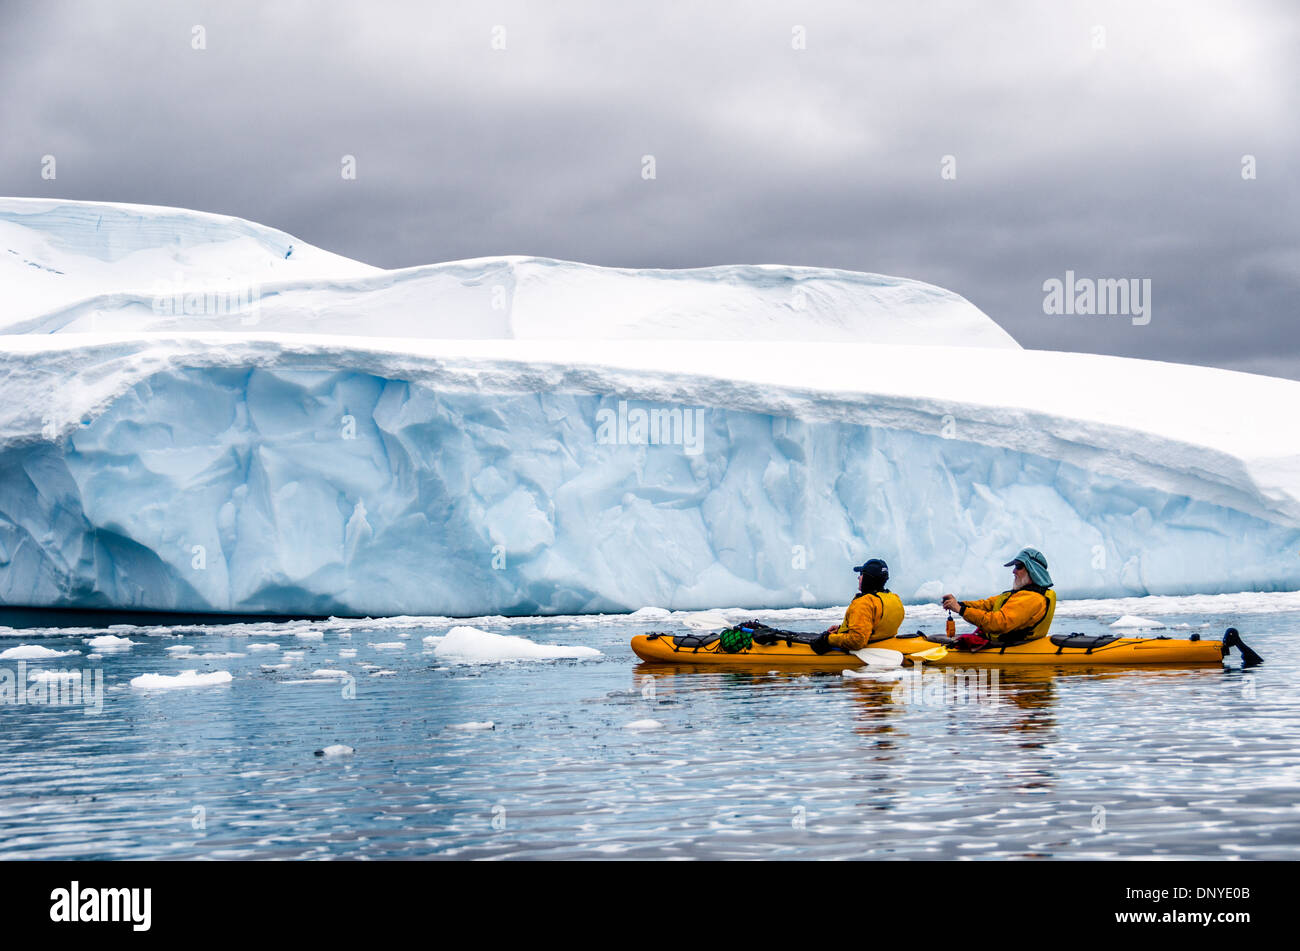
[828,591,905,650]
[959,587,1055,642]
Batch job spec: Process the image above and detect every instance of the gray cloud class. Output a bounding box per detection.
[2,0,1296,377]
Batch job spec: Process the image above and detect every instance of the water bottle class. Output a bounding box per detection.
[946,612,956,638]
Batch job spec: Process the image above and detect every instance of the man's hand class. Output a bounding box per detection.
[824,625,838,635]
[941,594,961,614]
[810,631,834,655]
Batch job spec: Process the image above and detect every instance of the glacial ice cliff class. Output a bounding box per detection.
[1,197,1297,616]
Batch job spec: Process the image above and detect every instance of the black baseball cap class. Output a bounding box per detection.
[853,558,889,574]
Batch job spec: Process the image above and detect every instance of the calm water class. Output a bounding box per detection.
[1,606,1296,860]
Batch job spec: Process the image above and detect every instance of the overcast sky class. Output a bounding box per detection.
[3,1,1296,378]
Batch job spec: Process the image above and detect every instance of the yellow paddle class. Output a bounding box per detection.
[908,645,948,663]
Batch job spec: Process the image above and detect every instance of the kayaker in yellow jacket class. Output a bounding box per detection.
[811,558,905,654]
[940,547,1057,649]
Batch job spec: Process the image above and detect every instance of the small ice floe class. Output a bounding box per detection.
[86,634,136,650]
[197,652,246,659]
[447,720,495,731]
[130,670,233,689]
[369,641,406,650]
[261,663,290,671]
[314,744,354,757]
[246,643,280,652]
[1110,615,1166,629]
[369,669,396,677]
[282,651,306,660]
[310,669,350,678]
[295,630,325,640]
[625,719,663,731]
[422,634,443,647]
[0,644,78,660]
[431,626,601,665]
[338,648,357,658]
[164,644,194,654]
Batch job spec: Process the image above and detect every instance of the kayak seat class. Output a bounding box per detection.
[1050,633,1122,652]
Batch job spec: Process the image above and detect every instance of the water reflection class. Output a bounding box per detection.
[0,613,1294,859]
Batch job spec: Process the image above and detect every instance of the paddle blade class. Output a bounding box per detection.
[909,646,948,663]
[850,648,905,668]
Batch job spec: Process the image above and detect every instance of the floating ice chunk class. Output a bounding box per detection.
[164,645,194,654]
[630,607,671,619]
[315,745,354,757]
[432,626,601,665]
[1110,615,1166,629]
[311,669,350,678]
[370,642,406,650]
[86,634,136,649]
[0,644,78,659]
[448,720,495,730]
[197,652,246,659]
[130,669,233,689]
[338,648,358,658]
[295,630,325,640]
[246,643,280,652]
[369,670,396,677]
[261,663,290,670]
[625,719,663,730]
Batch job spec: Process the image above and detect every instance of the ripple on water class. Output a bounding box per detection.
[0,611,1297,858]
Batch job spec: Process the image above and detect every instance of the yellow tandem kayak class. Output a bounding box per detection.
[631,630,1227,667]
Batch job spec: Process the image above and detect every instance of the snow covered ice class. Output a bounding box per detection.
[2,196,1299,618]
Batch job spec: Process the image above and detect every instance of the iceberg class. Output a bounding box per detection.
[1,197,1298,617]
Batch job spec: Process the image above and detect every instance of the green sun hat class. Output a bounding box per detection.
[1004,547,1053,587]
